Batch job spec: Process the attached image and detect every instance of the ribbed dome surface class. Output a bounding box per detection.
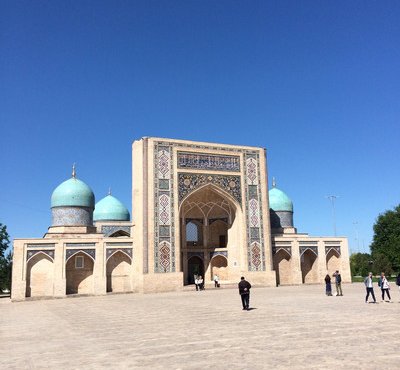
[51,178,95,208]
[93,194,130,221]
[269,187,293,212]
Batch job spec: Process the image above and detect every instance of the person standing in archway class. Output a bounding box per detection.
[214,274,219,288]
[238,276,251,310]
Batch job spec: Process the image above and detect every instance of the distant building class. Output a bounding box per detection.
[11,137,351,300]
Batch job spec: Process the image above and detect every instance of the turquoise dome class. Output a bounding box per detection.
[93,194,130,221]
[269,187,293,212]
[51,178,95,208]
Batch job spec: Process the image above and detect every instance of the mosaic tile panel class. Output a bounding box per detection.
[244,152,266,271]
[210,251,228,259]
[101,225,131,237]
[27,250,54,262]
[272,246,292,256]
[177,151,240,172]
[178,173,241,205]
[106,248,133,261]
[325,246,341,256]
[300,246,318,257]
[154,143,174,273]
[65,249,96,261]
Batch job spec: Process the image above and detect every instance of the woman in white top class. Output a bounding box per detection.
[380,272,391,302]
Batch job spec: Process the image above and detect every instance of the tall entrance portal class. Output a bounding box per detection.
[180,185,239,285]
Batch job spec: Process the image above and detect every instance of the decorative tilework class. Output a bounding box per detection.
[154,143,175,273]
[177,152,240,172]
[178,173,241,205]
[106,248,133,261]
[300,246,318,257]
[159,194,171,225]
[210,251,228,259]
[246,157,258,185]
[66,249,96,261]
[101,225,131,237]
[27,250,54,262]
[325,246,341,256]
[27,243,56,248]
[272,246,292,257]
[244,152,266,271]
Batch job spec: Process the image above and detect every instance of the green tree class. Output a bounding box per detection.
[0,223,12,291]
[350,252,372,277]
[370,253,393,276]
[370,205,400,272]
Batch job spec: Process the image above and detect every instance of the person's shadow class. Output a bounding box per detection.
[247,307,257,311]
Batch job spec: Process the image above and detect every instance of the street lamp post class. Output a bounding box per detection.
[326,195,339,237]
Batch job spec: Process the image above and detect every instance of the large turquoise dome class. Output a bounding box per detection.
[269,187,293,212]
[93,194,130,221]
[51,178,95,208]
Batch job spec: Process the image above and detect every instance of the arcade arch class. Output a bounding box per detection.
[180,184,242,285]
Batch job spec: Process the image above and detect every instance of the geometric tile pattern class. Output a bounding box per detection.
[177,151,240,172]
[106,248,133,261]
[178,173,242,205]
[325,246,341,256]
[101,225,131,237]
[210,251,228,259]
[272,246,292,257]
[65,249,96,262]
[300,246,318,257]
[154,143,175,273]
[244,152,266,271]
[26,249,54,262]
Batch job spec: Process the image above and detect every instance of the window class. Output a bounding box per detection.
[75,255,84,269]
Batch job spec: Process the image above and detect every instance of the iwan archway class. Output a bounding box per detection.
[180,184,243,285]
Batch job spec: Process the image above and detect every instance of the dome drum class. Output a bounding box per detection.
[270,210,293,229]
[51,207,94,227]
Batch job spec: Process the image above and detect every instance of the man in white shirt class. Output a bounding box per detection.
[364,272,376,303]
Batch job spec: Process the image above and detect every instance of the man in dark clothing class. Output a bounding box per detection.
[333,270,343,296]
[238,276,251,310]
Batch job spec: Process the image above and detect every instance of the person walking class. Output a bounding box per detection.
[379,272,391,302]
[324,274,332,296]
[333,270,343,296]
[396,273,400,300]
[364,272,376,303]
[214,274,220,288]
[238,276,251,310]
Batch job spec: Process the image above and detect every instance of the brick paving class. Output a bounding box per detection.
[1,283,399,369]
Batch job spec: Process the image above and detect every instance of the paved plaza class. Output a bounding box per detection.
[1,283,399,369]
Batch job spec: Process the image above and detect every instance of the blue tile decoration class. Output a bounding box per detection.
[101,225,131,237]
[26,250,55,262]
[177,151,240,172]
[325,246,341,256]
[272,246,292,256]
[300,246,318,257]
[178,173,241,205]
[106,248,133,261]
[27,244,56,248]
[210,251,228,259]
[244,152,266,271]
[154,143,175,273]
[66,248,96,261]
[52,207,93,226]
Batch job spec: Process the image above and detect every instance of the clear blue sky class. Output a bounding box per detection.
[1,1,400,254]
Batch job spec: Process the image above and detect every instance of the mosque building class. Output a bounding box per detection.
[11,137,351,300]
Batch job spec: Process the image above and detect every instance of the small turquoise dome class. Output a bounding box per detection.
[94,194,130,221]
[269,187,293,212]
[51,177,95,208]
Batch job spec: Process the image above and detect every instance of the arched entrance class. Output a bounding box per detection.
[26,253,54,297]
[326,248,340,274]
[187,256,204,284]
[210,255,228,281]
[180,184,240,285]
[66,252,94,295]
[106,251,132,293]
[301,249,318,284]
[273,249,292,286]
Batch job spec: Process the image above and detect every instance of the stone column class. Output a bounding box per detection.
[53,241,66,297]
[290,240,303,285]
[317,241,327,283]
[93,241,106,295]
[11,240,26,301]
